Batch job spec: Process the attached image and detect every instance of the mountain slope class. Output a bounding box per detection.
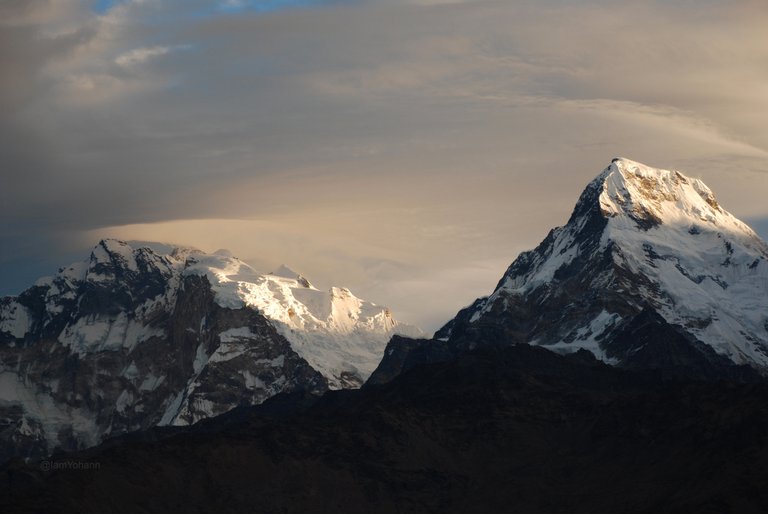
[373,158,768,383]
[178,246,421,387]
[0,240,418,463]
[3,345,768,514]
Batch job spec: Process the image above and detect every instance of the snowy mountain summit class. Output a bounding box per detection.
[179,244,421,387]
[0,240,420,462]
[373,158,768,384]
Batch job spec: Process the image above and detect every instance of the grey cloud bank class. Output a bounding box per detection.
[2,0,768,331]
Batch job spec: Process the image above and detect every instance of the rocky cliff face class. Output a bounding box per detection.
[372,158,768,384]
[0,240,417,463]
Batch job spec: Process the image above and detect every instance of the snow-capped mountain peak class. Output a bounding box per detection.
[175,247,422,386]
[421,158,768,377]
[598,158,761,242]
[2,240,421,386]
[0,240,421,463]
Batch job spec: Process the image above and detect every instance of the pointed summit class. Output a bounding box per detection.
[375,158,768,384]
[90,239,138,270]
[593,158,757,239]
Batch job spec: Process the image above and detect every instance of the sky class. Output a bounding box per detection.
[2,0,768,332]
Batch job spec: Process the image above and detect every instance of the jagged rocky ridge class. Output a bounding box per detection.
[372,158,768,384]
[0,240,419,463]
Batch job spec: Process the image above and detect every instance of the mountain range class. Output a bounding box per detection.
[2,157,768,512]
[0,240,419,463]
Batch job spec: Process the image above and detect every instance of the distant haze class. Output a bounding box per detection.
[3,0,768,332]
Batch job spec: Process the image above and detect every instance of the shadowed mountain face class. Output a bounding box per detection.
[372,158,768,384]
[0,240,418,465]
[2,345,768,514]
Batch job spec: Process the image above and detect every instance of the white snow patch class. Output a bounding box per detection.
[18,417,36,437]
[92,239,139,272]
[255,355,285,367]
[543,310,621,364]
[139,373,165,392]
[0,302,31,339]
[219,327,255,342]
[122,362,140,380]
[157,391,186,426]
[208,343,248,363]
[0,371,100,449]
[240,370,266,390]
[192,341,209,374]
[115,389,134,414]
[58,314,164,355]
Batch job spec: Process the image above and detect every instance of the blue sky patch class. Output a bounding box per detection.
[93,0,339,16]
[92,0,120,14]
[218,0,330,14]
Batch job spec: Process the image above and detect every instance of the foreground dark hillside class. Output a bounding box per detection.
[2,345,768,514]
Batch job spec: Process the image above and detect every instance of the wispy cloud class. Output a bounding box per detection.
[3,0,768,329]
[115,45,173,66]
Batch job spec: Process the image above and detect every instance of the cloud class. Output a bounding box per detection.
[115,45,173,67]
[3,0,768,330]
